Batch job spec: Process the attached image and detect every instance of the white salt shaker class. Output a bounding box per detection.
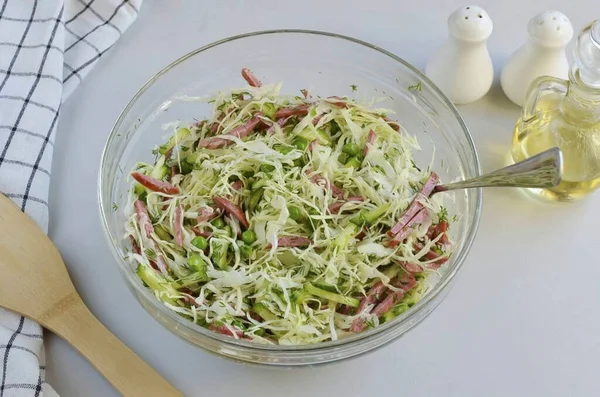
[500,11,573,107]
[425,5,494,105]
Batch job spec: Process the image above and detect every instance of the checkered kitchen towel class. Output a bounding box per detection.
[0,1,142,395]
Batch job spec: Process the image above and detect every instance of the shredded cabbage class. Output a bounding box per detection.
[125,73,454,345]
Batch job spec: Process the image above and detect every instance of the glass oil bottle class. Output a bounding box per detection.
[512,20,600,201]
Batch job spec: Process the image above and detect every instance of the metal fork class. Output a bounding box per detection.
[432,147,563,194]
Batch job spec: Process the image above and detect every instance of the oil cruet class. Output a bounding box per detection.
[512,20,600,201]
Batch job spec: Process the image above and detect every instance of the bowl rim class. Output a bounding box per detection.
[98,28,483,353]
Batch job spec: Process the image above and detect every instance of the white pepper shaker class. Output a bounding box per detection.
[500,11,574,107]
[425,5,494,105]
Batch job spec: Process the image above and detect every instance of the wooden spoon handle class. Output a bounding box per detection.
[46,294,181,397]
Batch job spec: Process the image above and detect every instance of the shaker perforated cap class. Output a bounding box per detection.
[448,5,493,42]
[574,20,600,89]
[527,11,573,48]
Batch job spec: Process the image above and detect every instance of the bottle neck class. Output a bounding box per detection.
[562,70,600,125]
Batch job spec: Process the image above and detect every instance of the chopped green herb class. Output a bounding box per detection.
[144,248,157,260]
[408,82,422,92]
[438,207,448,222]
[350,84,357,92]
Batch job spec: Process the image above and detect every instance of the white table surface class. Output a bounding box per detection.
[47,0,600,396]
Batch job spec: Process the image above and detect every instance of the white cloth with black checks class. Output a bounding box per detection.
[0,1,142,395]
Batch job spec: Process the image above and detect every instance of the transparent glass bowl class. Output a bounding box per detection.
[99,30,482,365]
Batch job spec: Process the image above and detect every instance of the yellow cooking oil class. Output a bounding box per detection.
[512,92,600,201]
[511,20,600,202]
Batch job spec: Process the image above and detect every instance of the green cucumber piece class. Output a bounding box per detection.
[159,127,191,155]
[253,302,279,322]
[151,155,169,180]
[211,239,229,270]
[154,224,172,241]
[350,203,391,226]
[305,284,359,308]
[298,128,332,146]
[136,265,179,306]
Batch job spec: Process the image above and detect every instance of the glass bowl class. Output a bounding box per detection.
[98,30,482,365]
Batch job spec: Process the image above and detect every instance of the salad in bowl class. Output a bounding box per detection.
[125,68,453,345]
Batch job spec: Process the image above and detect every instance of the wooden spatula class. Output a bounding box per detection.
[0,194,182,397]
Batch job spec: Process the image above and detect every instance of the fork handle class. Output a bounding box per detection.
[435,147,562,193]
